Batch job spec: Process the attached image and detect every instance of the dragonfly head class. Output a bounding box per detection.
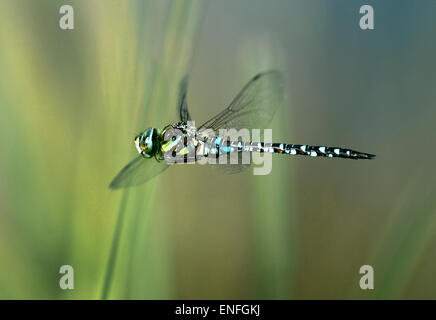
[135,128,159,158]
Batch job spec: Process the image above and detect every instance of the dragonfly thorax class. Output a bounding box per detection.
[135,128,159,158]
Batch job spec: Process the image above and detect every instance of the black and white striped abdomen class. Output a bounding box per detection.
[242,142,375,160]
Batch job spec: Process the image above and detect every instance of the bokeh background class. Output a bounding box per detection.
[0,0,435,299]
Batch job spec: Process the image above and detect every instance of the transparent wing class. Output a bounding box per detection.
[178,75,191,122]
[198,70,284,174]
[213,152,251,174]
[198,70,284,132]
[109,156,169,189]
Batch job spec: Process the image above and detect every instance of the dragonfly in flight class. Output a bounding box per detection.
[110,71,375,189]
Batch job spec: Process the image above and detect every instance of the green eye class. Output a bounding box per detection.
[135,128,158,158]
[141,135,150,148]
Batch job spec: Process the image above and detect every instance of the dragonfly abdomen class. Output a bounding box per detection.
[237,142,375,160]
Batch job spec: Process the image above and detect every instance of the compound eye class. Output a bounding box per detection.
[141,135,148,146]
[143,135,152,150]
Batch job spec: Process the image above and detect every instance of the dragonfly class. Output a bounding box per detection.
[109,71,375,189]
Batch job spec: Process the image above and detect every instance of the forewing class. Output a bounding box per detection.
[198,70,284,174]
[178,75,191,122]
[109,156,169,189]
[198,70,284,131]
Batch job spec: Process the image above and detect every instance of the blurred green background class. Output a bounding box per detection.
[0,0,436,299]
